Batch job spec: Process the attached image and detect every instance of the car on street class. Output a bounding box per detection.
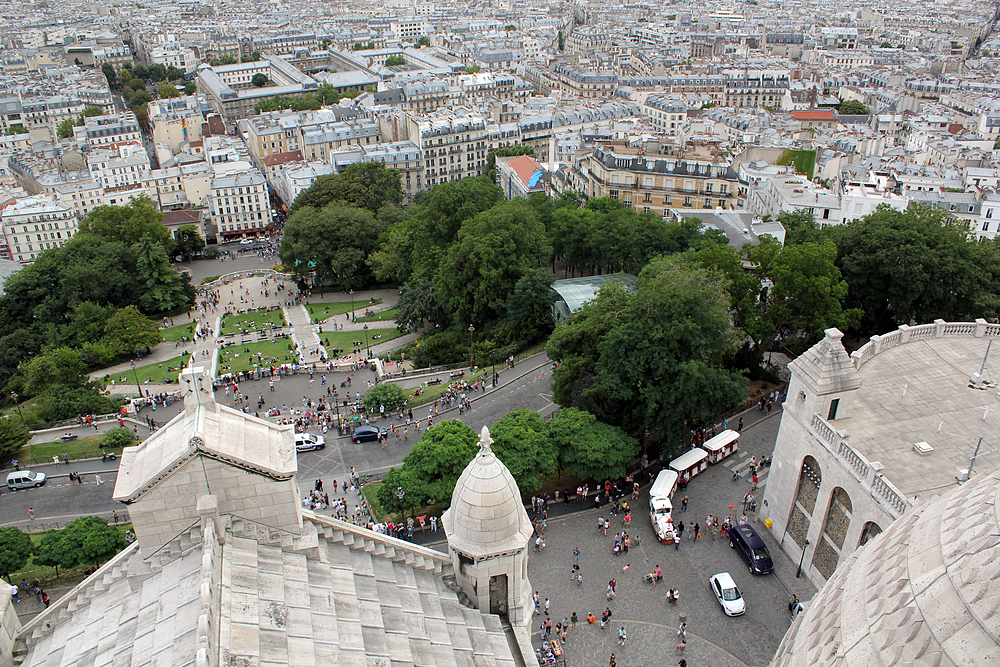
[710,572,746,617]
[729,524,774,574]
[240,238,254,245]
[351,426,387,443]
[7,470,47,491]
[294,433,326,452]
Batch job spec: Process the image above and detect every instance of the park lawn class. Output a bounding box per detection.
[10,524,134,586]
[356,307,399,323]
[220,308,286,334]
[104,353,191,388]
[319,327,405,355]
[306,298,382,323]
[21,434,105,460]
[159,322,198,342]
[218,339,297,375]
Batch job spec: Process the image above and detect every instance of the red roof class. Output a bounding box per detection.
[262,150,303,167]
[505,155,545,187]
[790,110,836,121]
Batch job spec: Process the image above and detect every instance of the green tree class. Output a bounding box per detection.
[398,420,478,508]
[57,117,76,138]
[66,301,117,346]
[489,410,555,494]
[21,347,89,395]
[183,82,196,95]
[558,30,565,50]
[361,382,407,413]
[778,209,822,245]
[173,225,206,261]
[394,281,449,330]
[0,527,33,582]
[34,517,126,571]
[132,237,190,313]
[102,305,161,355]
[165,65,185,81]
[504,268,556,345]
[748,237,860,350]
[547,408,638,482]
[156,83,181,98]
[279,201,388,288]
[4,125,27,135]
[465,65,481,74]
[0,416,30,459]
[435,199,551,327]
[370,177,503,283]
[101,426,136,449]
[291,162,403,214]
[79,196,169,248]
[829,204,997,333]
[39,385,117,422]
[147,63,167,81]
[82,106,103,117]
[505,25,517,31]
[417,36,431,47]
[101,62,117,86]
[548,256,746,454]
[376,467,425,517]
[838,99,870,115]
[251,73,268,87]
[385,55,405,67]
[132,63,149,81]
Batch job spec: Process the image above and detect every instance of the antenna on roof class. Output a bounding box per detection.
[970,339,993,386]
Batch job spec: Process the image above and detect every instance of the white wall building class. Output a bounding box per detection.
[1,197,78,265]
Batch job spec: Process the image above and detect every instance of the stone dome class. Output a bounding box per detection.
[770,467,1000,666]
[443,426,533,558]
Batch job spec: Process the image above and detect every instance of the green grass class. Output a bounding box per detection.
[306,298,382,323]
[20,437,136,462]
[363,483,386,521]
[105,353,191,388]
[319,328,406,355]
[159,322,198,342]
[218,339,298,374]
[200,275,221,284]
[9,524,134,586]
[355,307,399,323]
[777,149,817,180]
[220,309,286,334]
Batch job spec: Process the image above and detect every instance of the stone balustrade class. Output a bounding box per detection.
[851,319,1000,370]
[810,413,911,520]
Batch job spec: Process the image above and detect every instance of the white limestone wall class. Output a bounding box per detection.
[761,409,897,588]
[0,584,20,667]
[129,456,302,554]
[453,549,532,628]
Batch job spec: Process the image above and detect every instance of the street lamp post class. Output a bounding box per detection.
[796,539,810,578]
[396,486,406,516]
[350,289,355,322]
[468,324,475,369]
[130,360,142,397]
[9,391,25,429]
[363,324,370,359]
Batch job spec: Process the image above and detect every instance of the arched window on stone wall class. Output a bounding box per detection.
[786,456,821,547]
[812,487,853,580]
[858,521,882,549]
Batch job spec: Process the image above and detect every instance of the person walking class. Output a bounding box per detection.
[618,626,627,645]
[674,533,681,550]
[570,612,578,629]
[95,474,104,485]
[573,546,580,564]
[681,496,689,512]
[10,585,19,604]
[28,507,34,520]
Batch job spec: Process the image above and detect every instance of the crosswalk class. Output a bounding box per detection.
[721,450,771,489]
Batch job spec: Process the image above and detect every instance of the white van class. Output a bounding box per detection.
[7,470,46,491]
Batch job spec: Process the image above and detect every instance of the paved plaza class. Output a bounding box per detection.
[417,413,815,667]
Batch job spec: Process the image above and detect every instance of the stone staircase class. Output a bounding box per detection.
[222,512,513,667]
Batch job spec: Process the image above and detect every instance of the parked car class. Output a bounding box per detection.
[729,524,774,574]
[7,470,47,491]
[294,433,326,452]
[710,572,745,616]
[351,426,387,443]
[240,238,254,245]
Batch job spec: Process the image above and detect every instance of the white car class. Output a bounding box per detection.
[240,238,254,245]
[294,433,326,452]
[710,572,745,616]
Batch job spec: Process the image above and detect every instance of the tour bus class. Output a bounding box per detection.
[702,429,740,464]
[669,447,709,484]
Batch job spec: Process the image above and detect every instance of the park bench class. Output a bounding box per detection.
[450,371,465,379]
[425,378,442,386]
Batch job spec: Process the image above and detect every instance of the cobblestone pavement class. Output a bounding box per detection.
[417,412,816,667]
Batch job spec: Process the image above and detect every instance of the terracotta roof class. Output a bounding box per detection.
[262,150,303,167]
[162,209,202,226]
[506,154,545,187]
[790,110,836,120]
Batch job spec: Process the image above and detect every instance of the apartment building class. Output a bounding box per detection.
[83,113,143,149]
[149,97,206,153]
[643,95,687,134]
[209,171,271,241]
[405,110,488,188]
[552,64,617,99]
[147,162,212,211]
[87,143,151,195]
[198,55,319,125]
[723,69,790,108]
[580,140,738,215]
[0,197,77,265]
[149,47,200,75]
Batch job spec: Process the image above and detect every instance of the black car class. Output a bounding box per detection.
[351,426,387,443]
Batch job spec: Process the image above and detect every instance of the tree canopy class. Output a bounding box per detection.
[396,420,479,508]
[489,410,556,494]
[547,408,639,482]
[0,416,29,459]
[291,162,403,214]
[0,527,32,582]
[33,516,126,572]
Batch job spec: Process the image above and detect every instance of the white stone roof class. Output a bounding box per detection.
[770,467,1000,666]
[443,427,533,558]
[787,328,862,397]
[114,368,296,502]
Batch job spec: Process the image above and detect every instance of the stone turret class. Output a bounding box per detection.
[443,426,533,627]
